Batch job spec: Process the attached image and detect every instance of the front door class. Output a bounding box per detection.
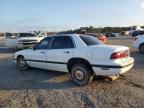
[27,37,52,69]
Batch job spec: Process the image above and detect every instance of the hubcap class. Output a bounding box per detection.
[75,70,84,80]
[19,60,26,68]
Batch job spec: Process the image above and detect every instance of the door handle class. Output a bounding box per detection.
[63,51,70,54]
[40,51,45,54]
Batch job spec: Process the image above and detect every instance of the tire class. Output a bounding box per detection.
[70,64,93,86]
[139,44,144,54]
[17,56,29,71]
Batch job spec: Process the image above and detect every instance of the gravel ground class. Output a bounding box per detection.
[0,38,144,108]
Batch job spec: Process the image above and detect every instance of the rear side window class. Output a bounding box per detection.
[80,35,102,46]
[51,36,74,49]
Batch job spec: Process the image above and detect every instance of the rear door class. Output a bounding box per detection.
[46,36,75,72]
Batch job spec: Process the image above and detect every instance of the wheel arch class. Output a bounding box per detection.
[67,57,94,73]
[17,55,24,60]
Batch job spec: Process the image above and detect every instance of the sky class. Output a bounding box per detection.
[0,0,144,32]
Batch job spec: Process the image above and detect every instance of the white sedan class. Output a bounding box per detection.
[132,35,144,54]
[14,34,134,85]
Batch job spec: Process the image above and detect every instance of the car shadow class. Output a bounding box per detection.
[0,61,79,90]
[0,60,110,90]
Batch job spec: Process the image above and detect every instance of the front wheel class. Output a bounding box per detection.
[70,64,93,86]
[140,44,144,54]
[17,56,29,71]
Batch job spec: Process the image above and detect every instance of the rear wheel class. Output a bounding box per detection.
[70,64,93,86]
[17,56,29,71]
[139,44,144,54]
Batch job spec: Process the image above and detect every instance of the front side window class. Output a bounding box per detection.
[34,37,51,50]
[51,36,74,49]
[80,35,103,46]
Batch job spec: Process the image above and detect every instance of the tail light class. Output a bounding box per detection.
[133,37,138,41]
[110,51,128,59]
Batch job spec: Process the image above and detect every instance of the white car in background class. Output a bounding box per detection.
[5,32,47,49]
[14,34,134,85]
[132,35,144,54]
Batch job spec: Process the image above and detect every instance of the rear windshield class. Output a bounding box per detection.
[18,33,36,37]
[80,35,103,46]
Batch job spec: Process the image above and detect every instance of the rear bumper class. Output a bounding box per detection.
[92,62,134,76]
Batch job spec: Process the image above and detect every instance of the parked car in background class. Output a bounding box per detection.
[5,32,47,49]
[85,33,106,43]
[132,30,144,37]
[105,33,118,37]
[132,35,144,54]
[14,34,134,86]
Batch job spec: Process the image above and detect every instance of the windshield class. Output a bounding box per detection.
[5,33,17,39]
[80,35,103,46]
[18,33,36,38]
[39,32,47,37]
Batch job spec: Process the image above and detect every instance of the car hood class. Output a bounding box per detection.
[18,37,38,40]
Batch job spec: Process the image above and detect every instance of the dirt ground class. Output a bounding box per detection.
[0,38,144,108]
